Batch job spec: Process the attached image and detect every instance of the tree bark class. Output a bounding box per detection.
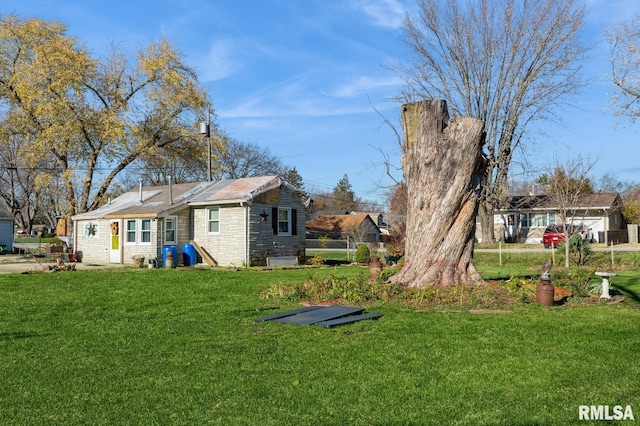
[390,100,486,288]
[478,201,495,245]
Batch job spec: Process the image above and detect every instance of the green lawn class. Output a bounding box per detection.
[0,263,639,425]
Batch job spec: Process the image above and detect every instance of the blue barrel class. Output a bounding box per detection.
[182,244,197,266]
[162,245,177,268]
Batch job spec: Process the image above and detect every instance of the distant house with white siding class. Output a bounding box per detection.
[478,192,625,245]
[71,176,306,267]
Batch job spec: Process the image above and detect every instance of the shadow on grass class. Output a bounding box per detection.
[0,331,47,341]
[611,274,640,304]
[480,272,538,281]
[324,260,352,266]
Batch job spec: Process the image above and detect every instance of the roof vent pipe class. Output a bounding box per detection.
[168,175,173,205]
[139,178,143,204]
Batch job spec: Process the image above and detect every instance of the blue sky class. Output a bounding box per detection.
[4,0,640,208]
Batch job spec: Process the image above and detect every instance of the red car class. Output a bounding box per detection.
[543,224,587,248]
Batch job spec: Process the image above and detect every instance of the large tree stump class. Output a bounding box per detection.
[390,100,486,288]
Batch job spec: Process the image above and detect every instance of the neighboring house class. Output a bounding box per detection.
[305,213,381,243]
[352,211,390,235]
[307,210,353,219]
[480,192,625,245]
[0,205,14,252]
[71,176,306,267]
[309,211,388,229]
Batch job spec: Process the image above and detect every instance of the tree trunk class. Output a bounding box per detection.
[390,100,486,288]
[478,201,495,245]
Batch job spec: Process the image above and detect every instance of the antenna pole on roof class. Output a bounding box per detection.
[139,178,143,204]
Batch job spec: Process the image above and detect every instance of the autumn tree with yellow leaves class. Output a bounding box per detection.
[0,14,212,227]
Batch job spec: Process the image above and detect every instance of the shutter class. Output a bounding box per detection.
[291,209,297,235]
[272,207,278,235]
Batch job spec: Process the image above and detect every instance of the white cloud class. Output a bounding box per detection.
[198,38,243,82]
[350,0,406,29]
[326,75,403,98]
[220,95,364,119]
[219,74,382,119]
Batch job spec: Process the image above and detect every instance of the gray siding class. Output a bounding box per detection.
[0,219,13,249]
[248,188,306,265]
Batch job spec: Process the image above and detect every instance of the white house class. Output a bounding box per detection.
[71,176,307,267]
[480,192,625,245]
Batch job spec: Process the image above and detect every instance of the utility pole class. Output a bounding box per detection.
[199,110,212,182]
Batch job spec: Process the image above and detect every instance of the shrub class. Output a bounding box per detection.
[318,235,331,248]
[379,267,400,281]
[385,243,404,257]
[49,236,63,246]
[259,271,544,309]
[309,253,324,266]
[553,269,595,298]
[557,235,592,266]
[355,245,371,264]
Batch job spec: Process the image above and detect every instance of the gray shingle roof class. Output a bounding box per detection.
[498,193,621,211]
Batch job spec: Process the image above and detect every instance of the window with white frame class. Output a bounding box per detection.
[528,212,556,227]
[140,219,151,243]
[125,219,137,243]
[165,217,176,244]
[519,213,529,228]
[528,213,548,227]
[207,207,220,234]
[278,208,291,235]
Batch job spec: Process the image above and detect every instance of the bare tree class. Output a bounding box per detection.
[592,174,640,225]
[397,0,588,245]
[211,137,286,180]
[135,138,214,185]
[607,14,640,123]
[385,182,407,251]
[542,156,596,267]
[0,134,43,233]
[134,131,286,186]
